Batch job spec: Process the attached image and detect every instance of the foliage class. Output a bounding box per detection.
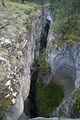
[0,92,13,113]
[73,89,80,118]
[53,16,80,43]
[37,48,64,117]
[36,83,64,117]
[39,49,50,76]
[51,0,80,45]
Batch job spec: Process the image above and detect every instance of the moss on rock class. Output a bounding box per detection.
[73,89,80,118]
[39,49,50,76]
[36,83,64,117]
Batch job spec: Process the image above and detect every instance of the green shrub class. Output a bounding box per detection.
[36,83,64,117]
[39,49,50,76]
[73,89,80,118]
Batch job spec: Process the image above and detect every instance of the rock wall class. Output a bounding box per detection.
[0,2,53,119]
[46,31,80,117]
[1,2,79,119]
[0,3,43,120]
[46,32,80,88]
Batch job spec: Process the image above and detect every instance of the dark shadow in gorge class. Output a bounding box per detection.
[40,20,50,49]
[24,60,38,118]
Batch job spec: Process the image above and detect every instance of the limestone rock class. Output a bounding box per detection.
[0,2,42,119]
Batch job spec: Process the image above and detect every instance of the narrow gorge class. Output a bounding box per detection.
[24,11,52,118]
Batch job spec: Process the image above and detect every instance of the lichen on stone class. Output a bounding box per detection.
[0,1,42,118]
[0,59,19,113]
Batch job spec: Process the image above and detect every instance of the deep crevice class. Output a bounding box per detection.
[24,60,38,118]
[24,19,51,118]
[40,20,50,49]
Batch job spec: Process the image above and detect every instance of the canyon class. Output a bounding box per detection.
[0,1,80,120]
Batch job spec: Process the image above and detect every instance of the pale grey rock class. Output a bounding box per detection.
[0,4,51,120]
[30,117,80,120]
[0,3,43,120]
[46,31,80,117]
[30,117,58,120]
[46,32,80,88]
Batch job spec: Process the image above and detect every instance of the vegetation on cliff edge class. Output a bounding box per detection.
[51,0,80,46]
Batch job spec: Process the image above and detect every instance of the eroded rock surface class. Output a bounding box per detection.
[46,32,80,90]
[46,31,80,117]
[0,1,80,119]
[0,2,42,120]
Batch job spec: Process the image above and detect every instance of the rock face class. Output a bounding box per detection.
[46,32,80,89]
[0,2,43,120]
[46,31,80,117]
[0,1,80,119]
[0,1,52,119]
[53,88,80,118]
